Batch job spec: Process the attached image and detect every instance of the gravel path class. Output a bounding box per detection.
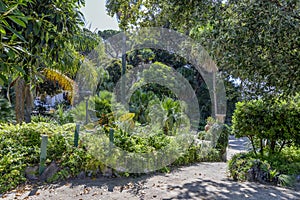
[2,136,300,200]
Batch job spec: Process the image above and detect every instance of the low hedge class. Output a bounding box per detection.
[0,122,77,193]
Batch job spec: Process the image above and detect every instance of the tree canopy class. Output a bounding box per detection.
[106,0,300,99]
[1,0,85,82]
[0,0,86,122]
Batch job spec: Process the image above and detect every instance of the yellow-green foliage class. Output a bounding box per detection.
[43,68,76,104]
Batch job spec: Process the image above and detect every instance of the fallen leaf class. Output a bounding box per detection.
[92,192,98,196]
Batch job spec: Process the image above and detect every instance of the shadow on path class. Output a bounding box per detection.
[4,135,300,200]
[161,178,300,200]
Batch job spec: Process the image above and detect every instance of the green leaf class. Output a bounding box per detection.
[2,5,18,17]
[14,65,25,74]
[0,25,6,35]
[33,23,39,35]
[6,48,15,59]
[0,74,7,85]
[8,16,27,28]
[5,26,26,42]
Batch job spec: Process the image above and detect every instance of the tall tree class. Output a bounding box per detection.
[1,0,85,123]
[106,0,300,99]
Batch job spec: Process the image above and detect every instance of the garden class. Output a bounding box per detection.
[0,0,299,196]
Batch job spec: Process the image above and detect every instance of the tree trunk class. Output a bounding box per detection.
[15,78,32,123]
[248,135,257,155]
[24,83,32,123]
[15,78,25,123]
[270,139,276,155]
[260,138,264,156]
[278,140,286,153]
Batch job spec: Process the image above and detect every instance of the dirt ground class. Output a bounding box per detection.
[2,136,300,200]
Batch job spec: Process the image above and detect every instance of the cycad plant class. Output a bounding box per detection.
[129,90,156,124]
[147,97,189,135]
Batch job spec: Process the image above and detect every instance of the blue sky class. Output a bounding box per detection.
[80,1,119,31]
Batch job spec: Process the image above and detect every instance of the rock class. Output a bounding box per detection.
[40,162,59,181]
[77,171,86,179]
[28,188,39,196]
[102,167,113,177]
[25,166,39,180]
[95,169,103,178]
[113,171,121,178]
[246,168,255,182]
[246,160,269,183]
[87,170,93,177]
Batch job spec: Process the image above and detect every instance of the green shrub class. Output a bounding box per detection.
[53,104,74,125]
[264,146,300,175]
[228,153,265,181]
[0,96,14,123]
[0,122,77,193]
[31,115,54,123]
[215,124,230,159]
[232,97,300,155]
[110,126,171,154]
[174,145,222,166]
[147,97,189,136]
[71,90,114,125]
[129,89,156,124]
[228,146,300,187]
[0,103,229,194]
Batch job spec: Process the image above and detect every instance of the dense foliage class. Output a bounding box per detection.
[106,0,300,99]
[229,148,300,186]
[0,116,228,194]
[0,122,76,193]
[0,0,84,80]
[1,0,86,123]
[230,94,300,186]
[232,96,300,155]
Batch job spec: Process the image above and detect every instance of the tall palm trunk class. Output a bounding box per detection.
[15,78,32,123]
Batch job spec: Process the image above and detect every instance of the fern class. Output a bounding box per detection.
[277,174,296,187]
